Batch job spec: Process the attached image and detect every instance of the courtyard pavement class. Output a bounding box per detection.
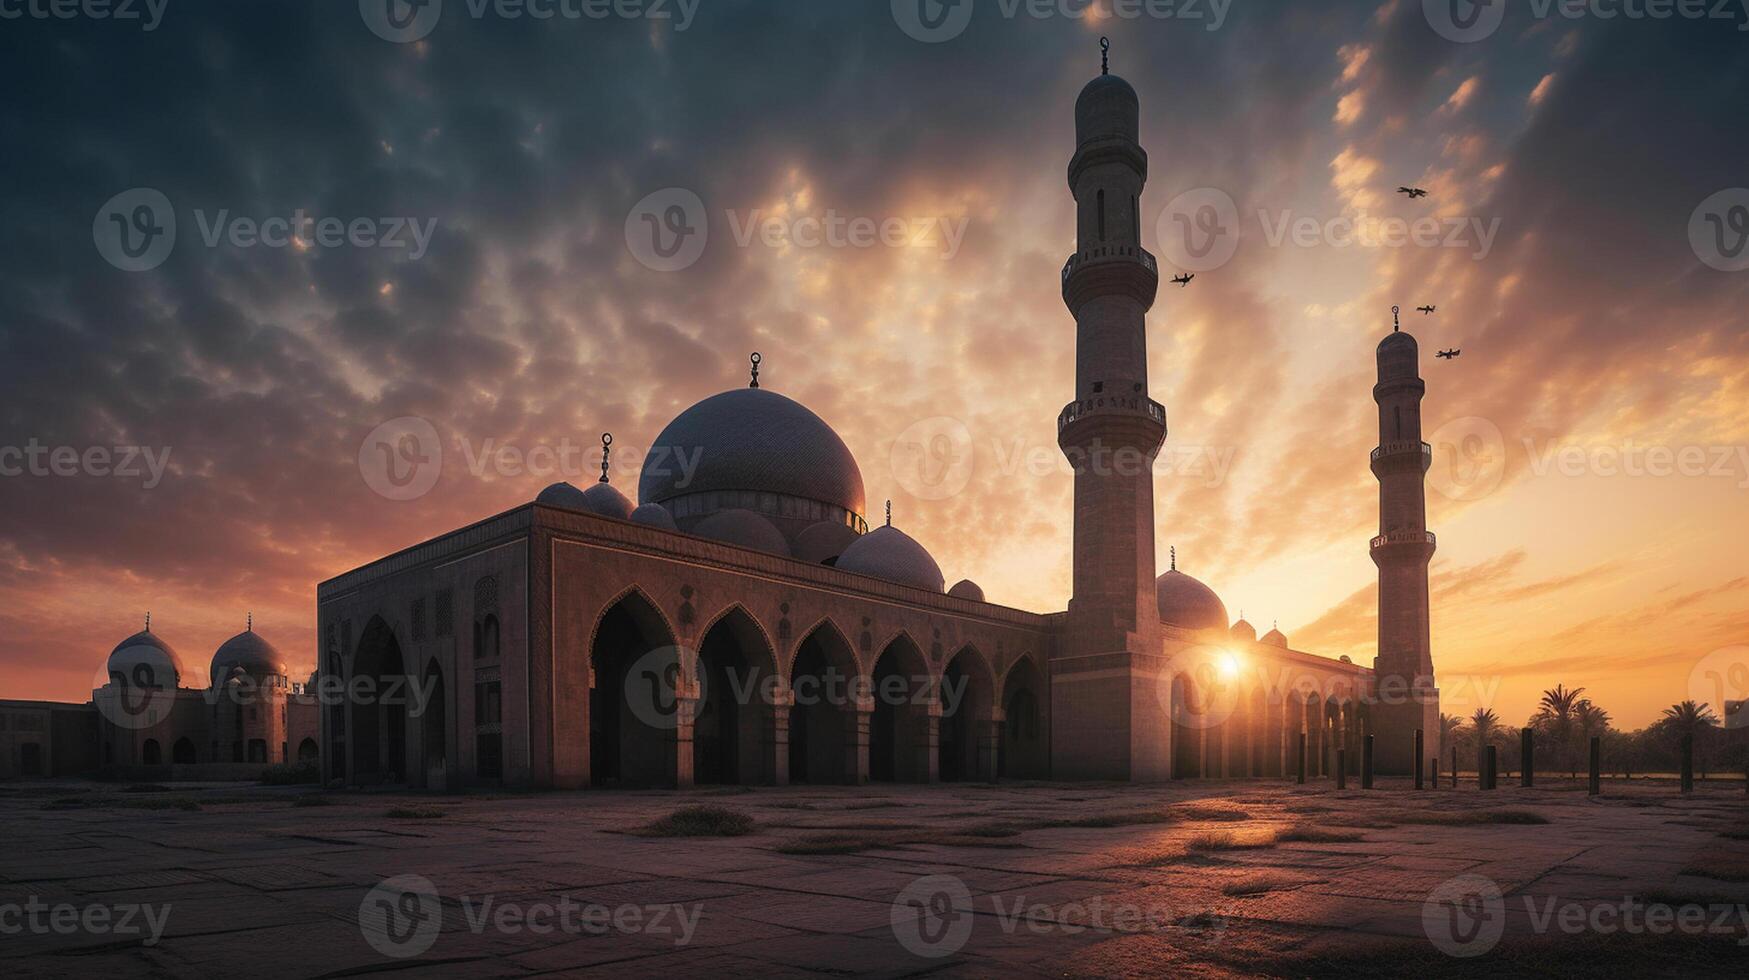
[1,777,1745,977]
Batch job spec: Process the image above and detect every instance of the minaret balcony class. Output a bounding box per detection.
[1062,246,1159,313]
[1057,394,1167,443]
[1371,440,1432,476]
[1370,530,1437,555]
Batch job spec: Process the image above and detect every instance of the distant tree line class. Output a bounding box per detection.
[1439,687,1746,779]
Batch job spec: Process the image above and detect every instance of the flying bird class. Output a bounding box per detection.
[1398,186,1429,199]
[1436,349,1462,360]
[1171,273,1194,287]
[1417,305,1437,315]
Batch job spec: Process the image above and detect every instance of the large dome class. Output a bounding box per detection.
[211,628,288,686]
[639,387,866,523]
[106,629,186,689]
[836,525,944,593]
[1156,570,1228,631]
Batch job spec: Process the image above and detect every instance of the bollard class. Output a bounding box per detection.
[1297,733,1306,785]
[1431,758,1439,790]
[1680,734,1694,794]
[1522,728,1534,788]
[1362,734,1374,789]
[1414,730,1425,790]
[1484,745,1498,790]
[1336,749,1347,790]
[1451,746,1458,788]
[1588,736,1601,796]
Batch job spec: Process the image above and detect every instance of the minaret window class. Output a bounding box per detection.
[1394,407,1403,439]
[1131,195,1139,243]
[1097,190,1106,241]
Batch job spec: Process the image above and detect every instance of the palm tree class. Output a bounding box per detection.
[1534,685,1585,775]
[1471,707,1499,777]
[1438,712,1464,760]
[1574,699,1611,779]
[1662,701,1720,778]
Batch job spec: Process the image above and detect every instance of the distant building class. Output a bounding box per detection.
[0,617,320,780]
[315,54,1438,791]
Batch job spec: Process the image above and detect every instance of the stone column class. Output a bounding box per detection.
[848,703,872,785]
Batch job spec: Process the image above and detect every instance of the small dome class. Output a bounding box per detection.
[640,387,865,520]
[537,480,633,519]
[1230,618,1256,642]
[795,520,861,565]
[1261,626,1288,648]
[1378,330,1419,382]
[836,525,945,592]
[1155,570,1228,631]
[948,580,985,602]
[106,629,185,689]
[629,503,677,530]
[694,508,791,556]
[1075,72,1139,145]
[211,628,288,686]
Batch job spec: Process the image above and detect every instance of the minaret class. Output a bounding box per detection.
[1370,306,1440,774]
[1052,39,1170,781]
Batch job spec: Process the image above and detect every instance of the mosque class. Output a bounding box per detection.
[305,52,1441,791]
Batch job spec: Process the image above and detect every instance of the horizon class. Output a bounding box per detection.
[3,1,1747,733]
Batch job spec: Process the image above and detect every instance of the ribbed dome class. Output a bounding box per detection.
[948,580,986,602]
[1155,570,1228,631]
[1261,626,1288,649]
[629,503,677,530]
[1230,618,1256,642]
[1075,72,1139,145]
[795,520,860,565]
[639,388,865,519]
[836,526,944,592]
[694,508,791,556]
[211,629,288,686]
[106,629,185,689]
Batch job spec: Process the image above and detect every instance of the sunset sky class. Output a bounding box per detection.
[1,1,1745,730]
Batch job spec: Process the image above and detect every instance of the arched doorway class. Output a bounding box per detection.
[141,739,161,766]
[1171,674,1202,778]
[297,738,319,763]
[693,608,776,786]
[999,657,1047,779]
[939,647,995,783]
[352,616,409,784]
[172,737,196,765]
[788,622,857,784]
[589,591,678,788]
[423,659,447,790]
[869,636,932,783]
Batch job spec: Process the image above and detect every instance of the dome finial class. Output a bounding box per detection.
[1100,36,1110,75]
[599,433,613,484]
[247,612,253,632]
[885,499,892,527]
[1170,545,1176,571]
[749,351,762,389]
[144,611,151,634]
[1392,305,1401,333]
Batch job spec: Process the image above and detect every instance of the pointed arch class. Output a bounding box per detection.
[870,633,933,783]
[587,586,679,662]
[940,644,997,782]
[351,614,409,785]
[788,616,857,679]
[789,618,859,785]
[590,588,682,788]
[696,603,779,679]
[694,604,780,786]
[998,654,1047,779]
